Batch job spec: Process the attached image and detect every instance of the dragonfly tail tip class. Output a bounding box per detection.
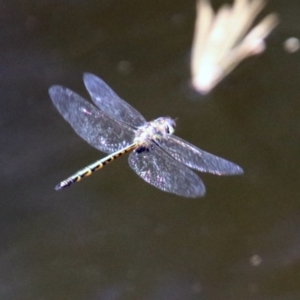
[54,184,63,191]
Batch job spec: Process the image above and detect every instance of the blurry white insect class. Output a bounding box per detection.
[284,37,300,53]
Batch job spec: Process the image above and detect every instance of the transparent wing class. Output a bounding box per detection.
[159,135,244,175]
[49,85,135,154]
[128,144,205,198]
[83,73,146,127]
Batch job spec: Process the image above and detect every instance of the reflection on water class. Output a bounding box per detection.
[229,213,300,298]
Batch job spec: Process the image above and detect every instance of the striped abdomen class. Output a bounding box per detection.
[55,143,138,190]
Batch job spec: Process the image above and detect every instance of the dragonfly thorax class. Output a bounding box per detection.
[134,117,176,153]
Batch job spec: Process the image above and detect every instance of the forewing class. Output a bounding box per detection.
[128,145,205,198]
[49,85,135,154]
[159,136,244,175]
[83,73,146,127]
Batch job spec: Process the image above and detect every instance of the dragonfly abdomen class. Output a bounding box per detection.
[55,143,138,190]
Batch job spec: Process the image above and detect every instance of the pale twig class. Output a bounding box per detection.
[191,0,279,94]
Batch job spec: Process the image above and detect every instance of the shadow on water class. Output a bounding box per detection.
[1,0,300,299]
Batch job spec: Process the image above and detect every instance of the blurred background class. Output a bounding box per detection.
[1,0,300,299]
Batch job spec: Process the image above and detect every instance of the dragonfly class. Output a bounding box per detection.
[49,73,243,198]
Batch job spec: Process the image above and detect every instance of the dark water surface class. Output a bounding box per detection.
[1,0,300,299]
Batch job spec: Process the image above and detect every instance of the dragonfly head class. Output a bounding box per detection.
[165,117,176,135]
[154,117,176,135]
